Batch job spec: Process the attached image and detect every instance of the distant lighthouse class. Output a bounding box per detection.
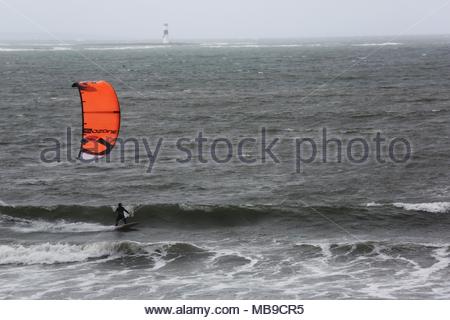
[162,23,169,44]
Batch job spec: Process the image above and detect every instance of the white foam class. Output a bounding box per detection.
[84,45,166,51]
[393,202,450,213]
[0,241,147,265]
[412,246,450,279]
[353,42,402,47]
[52,46,72,51]
[207,44,260,48]
[200,43,305,49]
[0,47,72,52]
[179,203,213,212]
[366,202,383,207]
[0,48,37,52]
[0,214,113,233]
[0,242,112,265]
[200,42,230,46]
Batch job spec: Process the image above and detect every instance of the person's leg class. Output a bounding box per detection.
[116,213,124,226]
[124,217,128,224]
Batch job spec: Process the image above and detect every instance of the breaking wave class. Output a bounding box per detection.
[84,45,167,51]
[0,214,113,233]
[0,46,73,52]
[1,202,449,229]
[0,241,207,266]
[367,202,450,213]
[1,239,448,276]
[353,42,403,47]
[393,202,450,214]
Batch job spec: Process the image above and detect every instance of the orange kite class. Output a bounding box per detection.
[72,81,121,160]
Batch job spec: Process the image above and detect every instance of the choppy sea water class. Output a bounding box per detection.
[0,37,449,299]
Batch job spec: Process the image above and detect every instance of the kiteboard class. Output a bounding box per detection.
[115,222,139,231]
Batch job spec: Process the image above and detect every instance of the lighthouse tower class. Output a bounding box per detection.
[162,23,169,44]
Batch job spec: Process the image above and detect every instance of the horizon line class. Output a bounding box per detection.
[0,33,450,43]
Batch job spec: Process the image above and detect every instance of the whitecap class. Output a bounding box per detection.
[366,202,383,207]
[0,214,113,233]
[0,241,150,265]
[353,42,402,47]
[393,202,450,213]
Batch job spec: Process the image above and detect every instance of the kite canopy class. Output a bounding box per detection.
[72,81,121,160]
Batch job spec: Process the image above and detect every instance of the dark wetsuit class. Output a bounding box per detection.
[115,206,130,226]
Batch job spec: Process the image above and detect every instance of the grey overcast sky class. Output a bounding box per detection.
[0,0,449,40]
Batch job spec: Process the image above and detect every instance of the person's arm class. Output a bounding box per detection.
[124,208,130,214]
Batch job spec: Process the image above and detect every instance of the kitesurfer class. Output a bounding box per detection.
[115,203,130,226]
